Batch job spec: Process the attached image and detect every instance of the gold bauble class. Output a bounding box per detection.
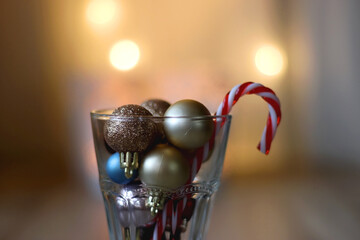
[139,145,190,190]
[164,99,214,149]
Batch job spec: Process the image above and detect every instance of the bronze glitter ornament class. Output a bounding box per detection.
[164,99,214,149]
[139,145,190,215]
[104,104,157,178]
[141,99,170,117]
[141,99,171,142]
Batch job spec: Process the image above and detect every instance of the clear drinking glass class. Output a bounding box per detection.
[91,109,232,240]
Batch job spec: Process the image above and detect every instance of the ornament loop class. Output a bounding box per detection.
[120,152,139,179]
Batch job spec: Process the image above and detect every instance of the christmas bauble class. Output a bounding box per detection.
[139,145,190,190]
[141,99,170,117]
[164,100,214,149]
[106,152,138,184]
[104,104,157,153]
[141,99,171,143]
[116,183,155,227]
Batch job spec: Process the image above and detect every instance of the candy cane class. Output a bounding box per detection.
[187,129,215,183]
[152,197,187,240]
[188,82,281,182]
[216,82,281,154]
[155,82,282,238]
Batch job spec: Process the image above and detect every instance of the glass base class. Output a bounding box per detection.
[101,180,218,240]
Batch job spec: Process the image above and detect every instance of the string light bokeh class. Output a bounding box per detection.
[109,40,140,71]
[86,0,118,25]
[255,45,285,76]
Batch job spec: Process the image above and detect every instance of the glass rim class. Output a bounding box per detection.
[90,108,232,120]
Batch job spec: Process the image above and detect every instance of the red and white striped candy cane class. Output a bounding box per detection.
[216,82,281,154]
[189,82,281,181]
[153,82,281,239]
[187,129,215,183]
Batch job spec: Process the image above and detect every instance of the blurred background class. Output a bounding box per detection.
[1,0,360,239]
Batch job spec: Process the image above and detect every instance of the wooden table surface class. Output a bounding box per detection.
[1,171,360,240]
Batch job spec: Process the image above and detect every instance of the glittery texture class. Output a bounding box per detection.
[141,99,170,117]
[141,99,171,142]
[104,105,157,153]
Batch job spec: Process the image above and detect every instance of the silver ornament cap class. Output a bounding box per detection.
[164,99,214,149]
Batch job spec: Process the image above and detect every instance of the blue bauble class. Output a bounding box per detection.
[106,153,138,184]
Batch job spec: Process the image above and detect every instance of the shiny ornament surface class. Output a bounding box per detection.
[116,183,155,227]
[141,99,170,117]
[104,104,157,153]
[106,152,138,184]
[139,145,190,189]
[164,100,214,149]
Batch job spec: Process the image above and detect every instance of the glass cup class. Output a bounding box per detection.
[91,109,232,240]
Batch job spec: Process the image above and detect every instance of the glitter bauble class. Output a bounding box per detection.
[141,99,171,143]
[104,104,157,153]
[141,99,170,117]
[164,100,214,149]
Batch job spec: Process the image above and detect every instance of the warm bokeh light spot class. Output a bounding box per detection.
[109,40,140,71]
[86,0,117,25]
[255,45,284,76]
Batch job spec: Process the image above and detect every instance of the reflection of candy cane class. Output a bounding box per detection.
[152,197,188,240]
[154,82,282,239]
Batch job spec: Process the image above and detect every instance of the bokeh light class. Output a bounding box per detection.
[86,0,117,25]
[109,40,140,71]
[255,45,285,76]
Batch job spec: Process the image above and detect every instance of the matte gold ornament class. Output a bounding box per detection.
[164,99,214,149]
[139,145,190,215]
